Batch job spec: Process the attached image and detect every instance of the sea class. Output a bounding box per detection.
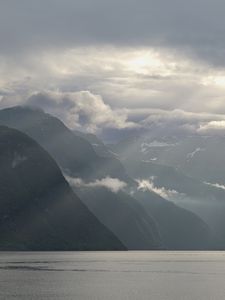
[0,251,225,300]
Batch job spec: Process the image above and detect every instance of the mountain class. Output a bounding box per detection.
[0,106,131,183]
[69,176,213,249]
[0,126,125,250]
[110,135,225,247]
[74,186,162,250]
[124,160,225,248]
[0,106,215,250]
[123,159,225,201]
[0,106,162,249]
[73,130,116,158]
[132,189,213,250]
[110,134,225,185]
[75,183,213,249]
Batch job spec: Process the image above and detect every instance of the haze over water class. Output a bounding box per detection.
[0,251,225,300]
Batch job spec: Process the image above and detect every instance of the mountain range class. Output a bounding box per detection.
[0,106,225,249]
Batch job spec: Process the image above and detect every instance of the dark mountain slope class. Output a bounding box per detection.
[75,187,162,250]
[73,130,115,158]
[133,190,213,250]
[0,126,125,250]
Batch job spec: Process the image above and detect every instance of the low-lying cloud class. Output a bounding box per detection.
[12,90,137,133]
[2,87,225,142]
[136,178,184,200]
[138,108,225,138]
[198,121,225,136]
[204,181,225,191]
[66,176,127,193]
[3,88,225,141]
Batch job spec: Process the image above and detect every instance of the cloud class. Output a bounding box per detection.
[3,86,225,141]
[25,90,137,133]
[1,0,225,68]
[2,46,225,119]
[142,109,225,126]
[66,176,127,193]
[135,108,225,138]
[2,46,225,116]
[204,182,225,190]
[198,121,225,135]
[136,177,184,200]
[2,0,225,141]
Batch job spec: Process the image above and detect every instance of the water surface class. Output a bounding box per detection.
[0,251,225,299]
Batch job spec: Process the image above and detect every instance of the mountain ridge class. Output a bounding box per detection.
[0,125,126,250]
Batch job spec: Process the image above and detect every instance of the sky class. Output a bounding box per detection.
[1,0,225,140]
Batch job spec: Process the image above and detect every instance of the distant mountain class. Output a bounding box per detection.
[75,186,162,250]
[110,136,225,247]
[110,134,225,185]
[73,130,116,158]
[123,159,225,201]
[147,135,225,185]
[0,126,125,250]
[124,160,225,248]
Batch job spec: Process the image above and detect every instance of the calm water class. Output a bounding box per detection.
[0,251,225,300]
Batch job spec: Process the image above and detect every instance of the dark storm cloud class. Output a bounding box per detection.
[1,0,225,64]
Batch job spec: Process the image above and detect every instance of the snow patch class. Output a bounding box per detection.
[187,147,205,159]
[141,141,175,153]
[11,153,27,168]
[142,158,158,162]
[108,150,119,156]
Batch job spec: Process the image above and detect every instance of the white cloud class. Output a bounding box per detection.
[204,181,225,190]
[25,90,137,133]
[137,108,225,137]
[2,47,225,139]
[66,176,127,193]
[198,121,225,135]
[136,178,183,200]
[2,47,225,114]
